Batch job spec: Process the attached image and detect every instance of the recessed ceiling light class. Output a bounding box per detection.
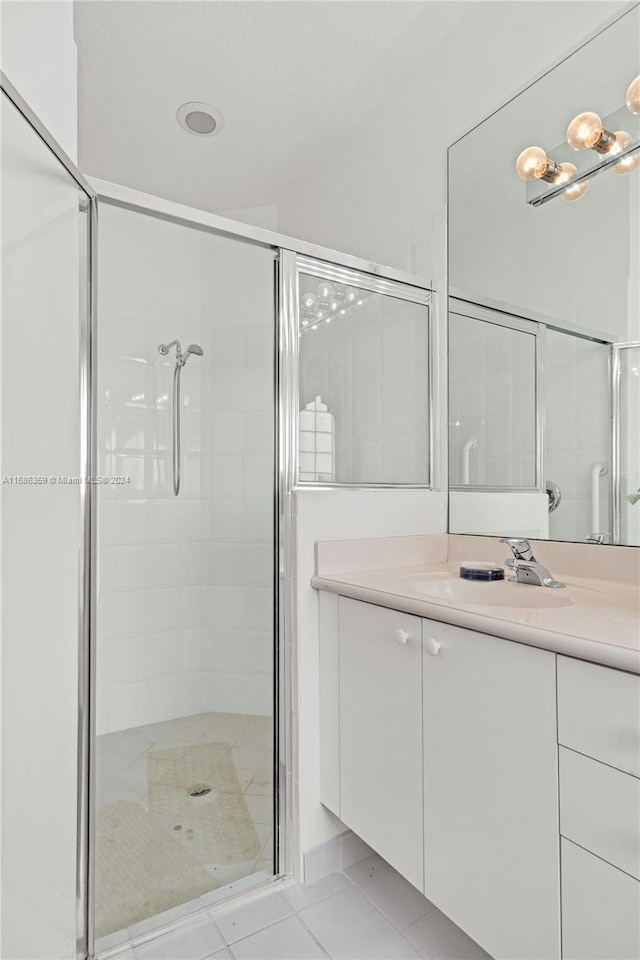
[177,101,224,137]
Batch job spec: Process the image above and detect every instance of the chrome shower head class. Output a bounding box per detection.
[185,343,204,357]
[181,343,204,365]
[157,340,203,365]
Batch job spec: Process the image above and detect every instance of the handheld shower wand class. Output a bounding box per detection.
[158,339,204,495]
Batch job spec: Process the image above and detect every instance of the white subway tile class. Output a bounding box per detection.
[200,672,244,713]
[244,456,274,498]
[210,413,245,454]
[243,500,273,542]
[110,544,151,592]
[211,456,244,498]
[110,681,148,731]
[211,499,244,541]
[243,587,273,631]
[244,632,273,676]
[204,585,244,628]
[110,635,149,685]
[200,629,246,673]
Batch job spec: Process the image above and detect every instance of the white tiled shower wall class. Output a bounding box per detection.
[96,204,275,734]
[448,314,536,489]
[299,292,430,484]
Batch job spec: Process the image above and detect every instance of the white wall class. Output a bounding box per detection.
[0,0,78,161]
[96,204,275,734]
[273,1,622,276]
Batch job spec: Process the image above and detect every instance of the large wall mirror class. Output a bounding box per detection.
[448,5,639,546]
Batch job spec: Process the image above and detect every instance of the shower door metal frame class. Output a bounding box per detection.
[0,71,98,960]
[448,295,615,534]
[612,341,640,545]
[448,297,545,494]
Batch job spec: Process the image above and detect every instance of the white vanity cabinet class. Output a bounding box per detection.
[422,618,560,960]
[318,592,640,960]
[557,657,640,960]
[330,596,424,890]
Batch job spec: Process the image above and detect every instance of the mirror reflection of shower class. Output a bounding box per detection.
[158,339,204,496]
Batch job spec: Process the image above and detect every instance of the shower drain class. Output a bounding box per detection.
[188,783,212,798]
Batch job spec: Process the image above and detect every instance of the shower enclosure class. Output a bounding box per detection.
[0,71,433,960]
[0,72,283,958]
[93,204,278,944]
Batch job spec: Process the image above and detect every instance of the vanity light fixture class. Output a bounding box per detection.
[566,111,618,153]
[515,147,589,200]
[566,108,639,177]
[627,75,640,114]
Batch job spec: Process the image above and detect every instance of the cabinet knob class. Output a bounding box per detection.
[393,629,410,645]
[424,636,441,656]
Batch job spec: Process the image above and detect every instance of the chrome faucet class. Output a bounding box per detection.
[500,538,565,589]
[585,532,611,545]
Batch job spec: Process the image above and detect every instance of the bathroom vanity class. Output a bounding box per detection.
[314,535,640,960]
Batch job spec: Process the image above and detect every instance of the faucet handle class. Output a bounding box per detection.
[500,537,535,561]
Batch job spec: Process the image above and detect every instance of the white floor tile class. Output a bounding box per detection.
[215,892,292,944]
[230,916,327,960]
[402,909,492,960]
[299,886,420,960]
[133,915,224,960]
[359,866,436,931]
[283,873,352,912]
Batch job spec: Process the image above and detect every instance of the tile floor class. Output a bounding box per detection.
[106,855,491,960]
[96,712,273,945]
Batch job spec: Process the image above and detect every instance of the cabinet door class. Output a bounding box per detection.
[423,620,560,960]
[339,597,423,890]
[562,838,640,960]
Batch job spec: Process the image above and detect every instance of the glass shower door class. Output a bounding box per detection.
[1,91,90,959]
[94,203,276,946]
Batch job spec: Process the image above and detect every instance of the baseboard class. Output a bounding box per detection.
[302,829,375,885]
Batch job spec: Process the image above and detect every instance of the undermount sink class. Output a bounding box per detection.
[397,573,595,609]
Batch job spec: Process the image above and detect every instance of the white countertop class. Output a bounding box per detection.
[311,535,640,674]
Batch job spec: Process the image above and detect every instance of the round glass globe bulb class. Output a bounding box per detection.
[515,146,547,180]
[566,112,603,150]
[611,131,640,176]
[316,282,334,305]
[556,162,587,201]
[626,76,640,115]
[301,292,318,313]
[556,161,577,185]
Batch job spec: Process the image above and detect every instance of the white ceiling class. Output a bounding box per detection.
[74,0,475,214]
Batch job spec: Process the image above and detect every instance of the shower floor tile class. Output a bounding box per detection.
[95,711,273,947]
